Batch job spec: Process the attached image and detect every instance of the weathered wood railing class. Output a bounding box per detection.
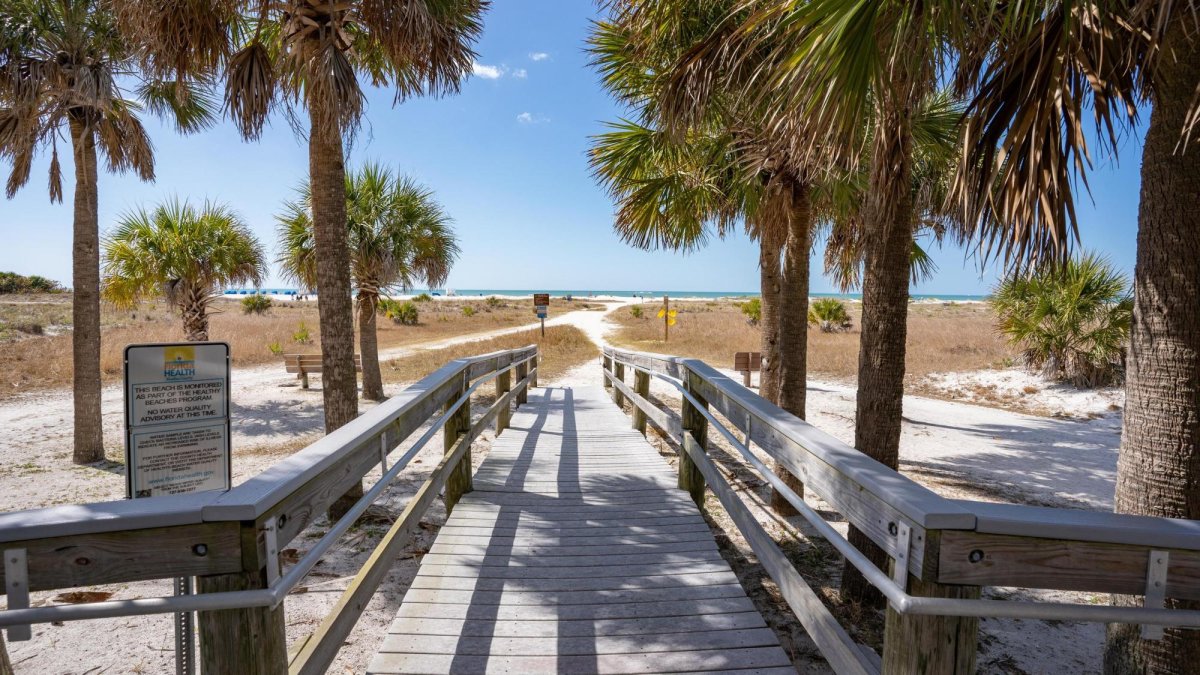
[0,345,537,675]
[602,345,1200,674]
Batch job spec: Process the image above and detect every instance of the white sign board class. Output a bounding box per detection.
[124,343,231,498]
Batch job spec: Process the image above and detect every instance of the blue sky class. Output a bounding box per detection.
[1,1,1143,295]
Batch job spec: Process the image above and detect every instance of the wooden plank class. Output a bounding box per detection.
[288,419,473,675]
[679,372,708,508]
[634,370,651,434]
[394,596,760,621]
[0,491,219,543]
[961,500,1200,551]
[937,529,1200,599]
[367,646,791,674]
[0,522,241,593]
[408,571,742,593]
[434,523,713,538]
[385,612,768,638]
[683,430,877,675]
[414,549,726,568]
[411,561,735,580]
[427,540,718,557]
[198,570,286,675]
[377,627,781,656]
[397,584,748,607]
[430,533,716,549]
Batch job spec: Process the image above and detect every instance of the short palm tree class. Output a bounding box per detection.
[0,0,214,463]
[991,255,1132,387]
[278,163,458,401]
[101,199,266,341]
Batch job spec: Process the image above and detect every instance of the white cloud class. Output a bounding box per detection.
[512,68,527,79]
[516,112,549,124]
[529,52,550,61]
[472,62,504,79]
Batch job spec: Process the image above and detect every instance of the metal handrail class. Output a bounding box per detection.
[0,350,537,629]
[603,348,1200,630]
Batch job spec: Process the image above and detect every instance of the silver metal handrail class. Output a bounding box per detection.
[0,352,537,629]
[604,350,1200,630]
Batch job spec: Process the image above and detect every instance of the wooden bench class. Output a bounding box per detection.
[734,351,762,387]
[284,354,362,389]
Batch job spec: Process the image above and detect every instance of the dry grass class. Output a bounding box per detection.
[608,300,1013,384]
[380,325,599,385]
[0,295,587,399]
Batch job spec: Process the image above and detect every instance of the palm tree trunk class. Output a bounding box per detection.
[68,113,104,465]
[180,286,210,342]
[771,179,811,515]
[308,103,361,520]
[758,229,784,403]
[1104,23,1200,674]
[358,290,385,401]
[841,98,917,608]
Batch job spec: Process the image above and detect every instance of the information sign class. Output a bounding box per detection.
[124,343,232,498]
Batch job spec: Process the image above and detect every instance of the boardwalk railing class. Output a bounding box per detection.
[0,346,537,675]
[602,345,1200,673]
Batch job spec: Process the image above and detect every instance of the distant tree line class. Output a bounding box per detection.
[0,271,64,294]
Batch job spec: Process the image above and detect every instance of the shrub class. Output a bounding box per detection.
[292,322,312,344]
[268,341,284,356]
[384,300,420,326]
[485,296,503,309]
[808,298,852,333]
[991,254,1132,387]
[461,306,476,318]
[0,271,64,294]
[740,298,761,325]
[630,305,644,319]
[241,293,273,315]
[413,293,433,302]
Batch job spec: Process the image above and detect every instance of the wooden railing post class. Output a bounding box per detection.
[882,562,980,674]
[602,354,612,389]
[613,361,626,407]
[633,370,650,434]
[443,372,472,513]
[530,354,539,388]
[679,368,708,509]
[496,367,512,435]
[197,566,286,675]
[516,360,529,406]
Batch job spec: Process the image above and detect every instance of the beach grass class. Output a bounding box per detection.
[0,295,590,399]
[380,325,598,385]
[607,300,1012,382]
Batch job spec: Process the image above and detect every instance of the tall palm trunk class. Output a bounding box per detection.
[180,285,210,341]
[771,179,811,515]
[758,227,785,402]
[841,95,918,607]
[358,289,385,401]
[308,102,361,520]
[68,113,104,465]
[1104,23,1200,674]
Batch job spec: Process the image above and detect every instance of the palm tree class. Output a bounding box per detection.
[101,199,266,340]
[0,0,214,464]
[945,5,1200,669]
[278,163,459,401]
[589,4,813,514]
[113,0,486,519]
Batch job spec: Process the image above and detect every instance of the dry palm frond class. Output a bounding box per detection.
[225,41,276,140]
[96,107,155,181]
[47,140,62,202]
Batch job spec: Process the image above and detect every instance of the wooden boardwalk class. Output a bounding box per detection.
[367,385,793,674]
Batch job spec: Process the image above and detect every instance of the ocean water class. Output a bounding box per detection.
[223,288,988,302]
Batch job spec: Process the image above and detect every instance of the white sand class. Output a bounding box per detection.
[1,300,1119,673]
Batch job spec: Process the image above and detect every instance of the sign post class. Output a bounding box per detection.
[656,295,677,342]
[533,293,550,337]
[124,342,232,675]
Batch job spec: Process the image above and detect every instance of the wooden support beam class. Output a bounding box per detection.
[197,569,286,675]
[0,522,242,592]
[443,374,472,513]
[679,371,708,509]
[516,361,529,405]
[602,355,612,389]
[496,369,512,435]
[633,370,650,435]
[613,362,626,407]
[882,573,979,674]
[530,358,538,388]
